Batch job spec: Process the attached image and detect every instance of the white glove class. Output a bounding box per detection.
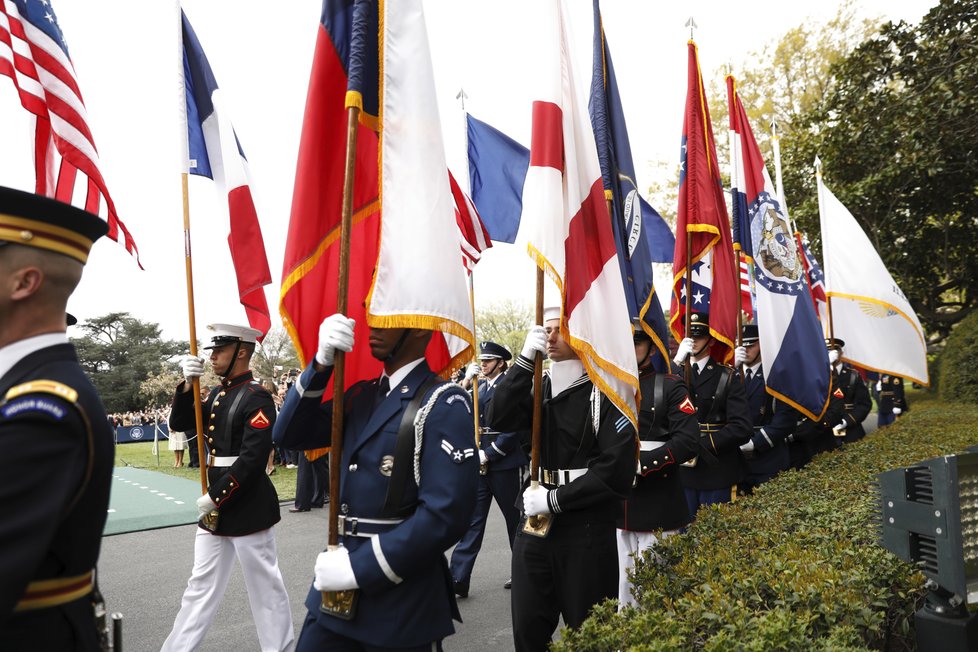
[520,325,547,360]
[313,546,359,591]
[464,363,481,381]
[875,381,882,392]
[740,439,756,453]
[315,314,356,366]
[196,493,216,517]
[892,407,902,415]
[479,449,489,465]
[828,349,840,364]
[181,355,205,385]
[523,485,551,516]
[734,346,747,367]
[673,337,694,365]
[833,422,847,436]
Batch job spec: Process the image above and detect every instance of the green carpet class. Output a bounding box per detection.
[105,466,201,535]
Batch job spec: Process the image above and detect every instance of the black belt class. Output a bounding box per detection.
[337,515,404,538]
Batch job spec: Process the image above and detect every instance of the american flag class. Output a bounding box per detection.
[796,233,828,318]
[449,169,491,273]
[739,251,753,315]
[0,0,140,264]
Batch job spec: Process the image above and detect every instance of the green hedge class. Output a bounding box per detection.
[939,310,978,403]
[553,394,978,651]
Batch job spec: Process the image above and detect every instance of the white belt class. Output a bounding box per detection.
[211,456,238,467]
[639,441,665,451]
[539,468,587,486]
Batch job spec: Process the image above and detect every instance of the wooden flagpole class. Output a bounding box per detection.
[523,267,550,536]
[181,173,208,496]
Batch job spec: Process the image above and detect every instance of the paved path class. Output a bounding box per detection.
[99,501,516,651]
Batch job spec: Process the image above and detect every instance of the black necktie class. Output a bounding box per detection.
[374,376,390,409]
[746,368,753,382]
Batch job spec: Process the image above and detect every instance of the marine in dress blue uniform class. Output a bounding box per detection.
[486,308,637,652]
[673,313,752,516]
[734,324,791,491]
[273,316,478,651]
[826,338,872,443]
[616,325,699,608]
[161,324,293,652]
[449,341,528,598]
[877,374,907,427]
[0,186,114,651]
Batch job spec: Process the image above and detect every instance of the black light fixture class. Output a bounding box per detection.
[876,452,978,650]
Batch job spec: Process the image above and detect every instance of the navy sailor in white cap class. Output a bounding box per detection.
[161,323,294,652]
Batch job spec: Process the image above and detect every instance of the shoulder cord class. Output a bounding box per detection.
[413,383,460,485]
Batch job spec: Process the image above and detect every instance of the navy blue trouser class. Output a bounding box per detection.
[449,466,522,586]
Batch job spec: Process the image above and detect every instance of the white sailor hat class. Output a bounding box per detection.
[543,305,561,322]
[203,323,262,349]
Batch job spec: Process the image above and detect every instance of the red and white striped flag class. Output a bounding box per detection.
[449,169,491,273]
[0,0,140,265]
[739,251,753,315]
[521,0,638,427]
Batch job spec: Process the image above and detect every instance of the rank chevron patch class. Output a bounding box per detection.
[441,440,475,464]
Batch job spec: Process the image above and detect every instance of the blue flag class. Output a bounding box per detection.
[589,0,672,371]
[466,114,529,244]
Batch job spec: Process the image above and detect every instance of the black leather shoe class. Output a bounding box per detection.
[504,577,512,589]
[453,580,469,598]
[288,507,310,513]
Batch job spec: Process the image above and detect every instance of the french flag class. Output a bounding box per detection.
[522,0,638,428]
[180,9,272,338]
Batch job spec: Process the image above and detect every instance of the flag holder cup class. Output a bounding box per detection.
[320,589,358,620]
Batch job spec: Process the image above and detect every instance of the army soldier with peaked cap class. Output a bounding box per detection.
[0,186,114,651]
[450,340,528,598]
[673,312,751,516]
[825,337,872,443]
[161,324,293,652]
[617,323,699,608]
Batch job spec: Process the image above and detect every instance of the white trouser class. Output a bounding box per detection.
[161,526,295,652]
[615,528,678,610]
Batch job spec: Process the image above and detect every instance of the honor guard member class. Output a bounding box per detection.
[162,324,294,652]
[786,343,847,469]
[826,338,872,443]
[272,314,478,651]
[449,340,528,598]
[486,307,637,651]
[617,324,699,609]
[733,324,791,491]
[0,187,114,651]
[672,313,751,517]
[876,374,907,428]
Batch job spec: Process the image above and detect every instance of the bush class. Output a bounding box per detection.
[551,398,978,651]
[939,310,978,403]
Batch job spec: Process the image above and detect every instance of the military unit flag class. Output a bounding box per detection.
[0,0,140,265]
[727,76,830,420]
[817,172,929,385]
[589,0,671,372]
[180,8,272,338]
[522,0,639,427]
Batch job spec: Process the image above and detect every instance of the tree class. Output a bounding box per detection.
[252,326,301,385]
[781,0,978,346]
[475,299,533,361]
[72,313,185,413]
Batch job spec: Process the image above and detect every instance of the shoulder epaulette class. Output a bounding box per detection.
[4,380,78,404]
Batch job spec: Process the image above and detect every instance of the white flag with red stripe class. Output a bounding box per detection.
[0,0,141,265]
[521,0,638,427]
[449,169,491,273]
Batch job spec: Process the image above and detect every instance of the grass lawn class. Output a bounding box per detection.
[115,442,297,501]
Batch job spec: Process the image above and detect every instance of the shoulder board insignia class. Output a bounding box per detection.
[678,396,696,414]
[833,388,844,399]
[249,409,270,429]
[5,380,77,404]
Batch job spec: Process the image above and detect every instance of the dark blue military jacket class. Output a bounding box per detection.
[169,371,280,536]
[0,342,113,651]
[834,365,872,442]
[273,360,478,648]
[475,372,528,471]
[742,366,791,479]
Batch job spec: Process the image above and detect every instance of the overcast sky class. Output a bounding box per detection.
[0,0,935,344]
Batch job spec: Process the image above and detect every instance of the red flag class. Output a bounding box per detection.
[0,1,141,266]
[279,2,382,388]
[449,170,492,273]
[670,41,737,362]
